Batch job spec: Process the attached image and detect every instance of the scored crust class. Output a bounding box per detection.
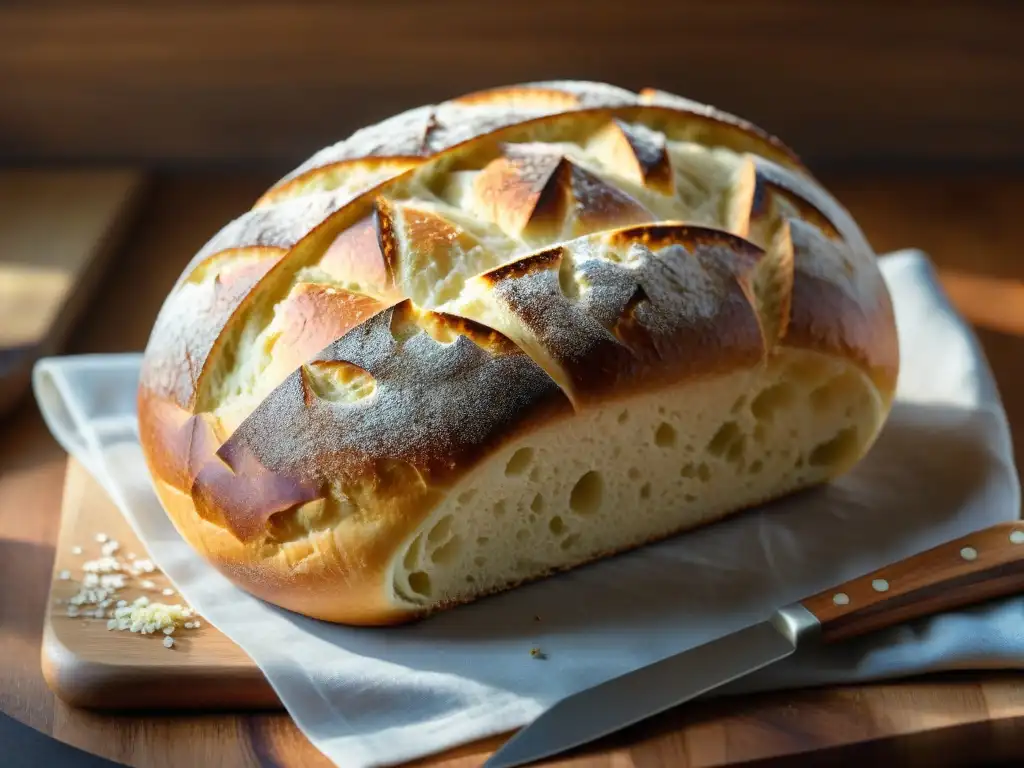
[138,80,899,624]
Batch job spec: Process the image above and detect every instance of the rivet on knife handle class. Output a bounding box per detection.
[800,521,1024,643]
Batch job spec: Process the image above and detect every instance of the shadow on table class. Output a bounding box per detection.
[0,710,126,768]
[0,538,56,639]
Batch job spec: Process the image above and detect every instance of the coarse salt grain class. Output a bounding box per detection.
[100,574,125,589]
[141,580,156,590]
[82,556,121,574]
[108,600,191,635]
[58,570,71,580]
[71,546,82,555]
[100,540,120,557]
[163,636,174,649]
[162,588,175,596]
[95,533,108,543]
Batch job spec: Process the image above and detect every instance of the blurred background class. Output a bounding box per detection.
[2,0,1021,170]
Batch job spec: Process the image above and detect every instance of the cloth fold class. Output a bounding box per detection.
[32,250,1022,768]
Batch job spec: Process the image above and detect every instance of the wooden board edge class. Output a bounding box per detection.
[42,457,281,711]
[41,621,281,712]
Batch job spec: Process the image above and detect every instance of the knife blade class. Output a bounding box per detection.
[484,520,1024,767]
[484,605,817,768]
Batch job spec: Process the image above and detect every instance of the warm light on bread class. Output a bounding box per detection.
[137,80,899,625]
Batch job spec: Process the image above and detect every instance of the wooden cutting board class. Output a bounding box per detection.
[0,169,147,418]
[41,457,1024,766]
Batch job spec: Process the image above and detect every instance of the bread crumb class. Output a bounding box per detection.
[56,539,203,636]
[82,556,121,574]
[100,574,125,590]
[529,647,547,659]
[131,559,157,575]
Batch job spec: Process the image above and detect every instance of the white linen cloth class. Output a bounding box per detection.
[32,250,1023,768]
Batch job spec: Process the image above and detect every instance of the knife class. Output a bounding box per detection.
[484,520,1024,768]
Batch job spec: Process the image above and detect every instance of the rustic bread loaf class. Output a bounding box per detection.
[138,81,899,625]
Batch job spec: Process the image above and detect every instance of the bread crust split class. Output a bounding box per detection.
[138,80,899,625]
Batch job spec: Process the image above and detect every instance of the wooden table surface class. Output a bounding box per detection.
[2,171,1023,768]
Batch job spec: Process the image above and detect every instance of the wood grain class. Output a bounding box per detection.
[1,172,1023,767]
[803,522,1024,643]
[1,2,1022,169]
[0,169,147,417]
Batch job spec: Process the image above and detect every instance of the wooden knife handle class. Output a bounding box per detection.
[801,521,1024,643]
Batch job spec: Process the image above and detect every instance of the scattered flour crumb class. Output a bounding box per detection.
[100,540,120,557]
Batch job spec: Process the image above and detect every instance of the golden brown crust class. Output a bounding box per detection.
[137,389,221,492]
[163,302,574,622]
[194,302,570,537]
[589,118,674,194]
[264,284,390,387]
[470,143,655,243]
[748,160,899,395]
[141,251,281,409]
[153,479,415,625]
[468,225,766,405]
[785,221,900,396]
[317,211,393,298]
[137,80,899,625]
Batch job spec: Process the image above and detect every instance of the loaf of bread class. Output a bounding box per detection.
[138,81,899,625]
